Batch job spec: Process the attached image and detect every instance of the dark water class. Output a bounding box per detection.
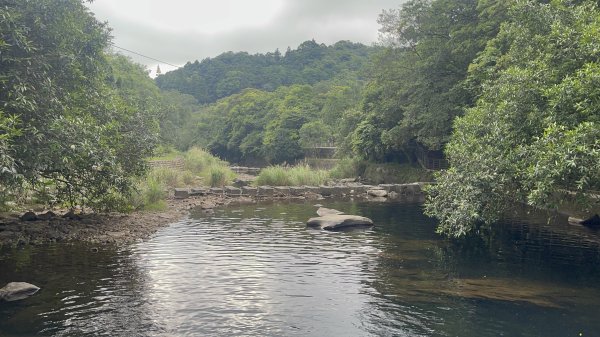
[1,201,600,337]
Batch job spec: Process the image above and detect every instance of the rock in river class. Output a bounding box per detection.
[0,282,40,302]
[367,189,388,198]
[316,207,344,216]
[307,214,374,231]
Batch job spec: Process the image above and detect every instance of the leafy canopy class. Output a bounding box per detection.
[425,0,600,237]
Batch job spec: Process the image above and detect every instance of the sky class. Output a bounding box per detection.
[87,0,405,76]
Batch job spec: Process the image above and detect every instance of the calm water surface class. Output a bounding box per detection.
[1,201,600,336]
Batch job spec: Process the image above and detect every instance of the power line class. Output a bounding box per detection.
[110,43,181,68]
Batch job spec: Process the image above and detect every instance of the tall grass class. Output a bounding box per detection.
[202,164,236,187]
[132,147,235,210]
[129,175,167,211]
[329,158,367,179]
[256,165,329,186]
[184,147,222,172]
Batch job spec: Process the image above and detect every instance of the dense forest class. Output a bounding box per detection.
[155,40,376,104]
[1,0,598,237]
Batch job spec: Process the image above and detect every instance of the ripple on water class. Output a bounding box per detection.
[1,201,600,336]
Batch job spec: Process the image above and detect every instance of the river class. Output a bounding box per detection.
[1,200,600,336]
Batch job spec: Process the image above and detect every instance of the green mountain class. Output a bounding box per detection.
[155,40,376,104]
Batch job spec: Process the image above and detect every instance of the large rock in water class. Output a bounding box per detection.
[367,189,388,197]
[316,207,344,216]
[0,282,40,302]
[307,214,374,231]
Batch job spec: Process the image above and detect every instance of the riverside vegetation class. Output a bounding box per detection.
[1,0,598,239]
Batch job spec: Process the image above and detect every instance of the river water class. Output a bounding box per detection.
[1,200,600,337]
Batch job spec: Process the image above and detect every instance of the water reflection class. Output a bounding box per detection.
[0,244,160,336]
[1,201,599,336]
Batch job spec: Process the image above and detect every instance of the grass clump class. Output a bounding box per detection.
[129,175,168,211]
[203,164,236,187]
[147,167,184,188]
[183,147,222,172]
[256,165,329,186]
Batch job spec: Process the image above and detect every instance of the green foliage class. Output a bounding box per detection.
[129,175,167,211]
[256,165,330,186]
[362,163,433,185]
[183,147,222,172]
[299,121,333,149]
[349,0,507,161]
[329,158,367,179]
[187,80,363,164]
[0,0,160,210]
[256,166,292,186]
[425,0,600,237]
[155,40,376,104]
[203,165,235,187]
[148,168,184,188]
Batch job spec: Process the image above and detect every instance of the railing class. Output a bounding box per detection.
[416,147,448,171]
[148,158,185,170]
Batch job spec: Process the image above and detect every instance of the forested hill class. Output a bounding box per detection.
[155,40,376,104]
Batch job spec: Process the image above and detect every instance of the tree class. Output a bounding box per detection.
[155,41,376,104]
[350,0,507,161]
[425,0,600,237]
[0,0,159,209]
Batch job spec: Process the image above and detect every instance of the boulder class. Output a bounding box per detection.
[0,282,40,302]
[307,214,374,231]
[316,207,344,216]
[20,211,37,221]
[367,189,388,197]
[174,188,190,199]
[37,211,57,220]
[581,214,600,228]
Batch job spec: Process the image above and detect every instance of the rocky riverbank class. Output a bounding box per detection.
[0,182,429,247]
[0,195,235,247]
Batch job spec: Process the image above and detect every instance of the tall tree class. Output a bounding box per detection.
[0,0,159,209]
[351,0,506,161]
[425,0,600,237]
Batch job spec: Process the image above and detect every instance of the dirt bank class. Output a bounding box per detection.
[0,195,241,247]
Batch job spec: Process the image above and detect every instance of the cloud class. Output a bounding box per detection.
[88,0,405,73]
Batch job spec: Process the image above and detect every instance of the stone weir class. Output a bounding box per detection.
[173,182,430,203]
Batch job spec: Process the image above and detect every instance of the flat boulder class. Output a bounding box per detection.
[0,282,40,302]
[316,207,344,216]
[307,214,374,231]
[367,189,388,197]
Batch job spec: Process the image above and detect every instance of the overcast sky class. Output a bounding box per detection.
[87,0,405,76]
